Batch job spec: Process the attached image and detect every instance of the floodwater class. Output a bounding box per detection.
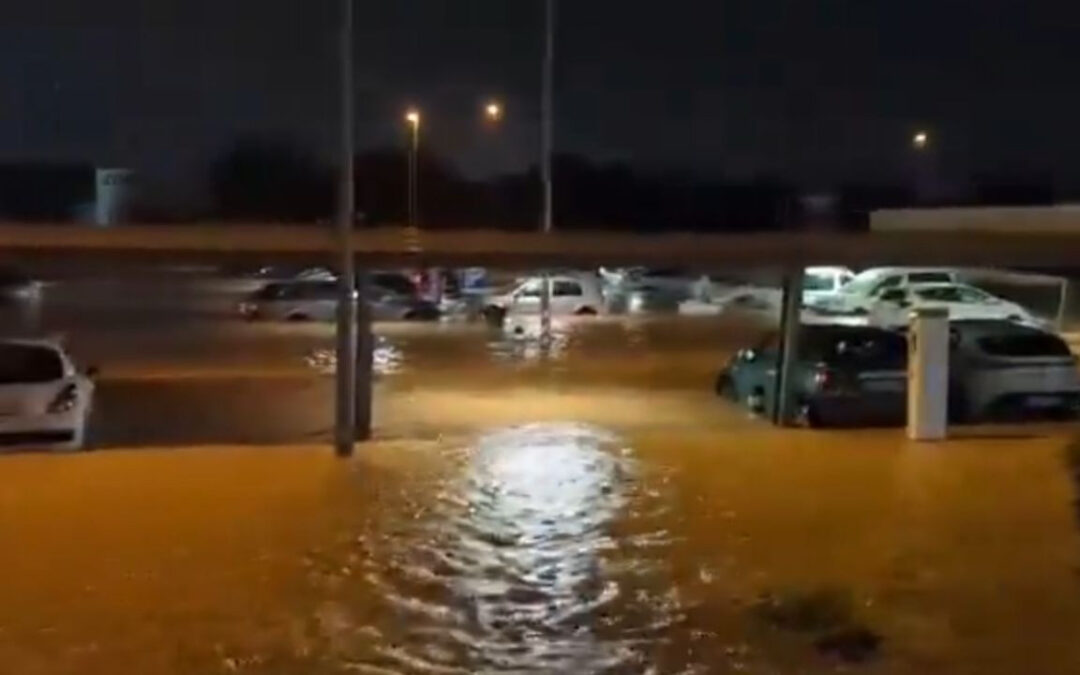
[3,277,1080,673]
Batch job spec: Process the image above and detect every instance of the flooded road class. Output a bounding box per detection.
[2,274,1080,673]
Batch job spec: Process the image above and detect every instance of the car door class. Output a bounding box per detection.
[552,279,584,314]
[511,278,543,314]
[306,281,340,321]
[870,288,911,326]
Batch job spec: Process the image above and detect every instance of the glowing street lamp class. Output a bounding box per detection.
[484,101,503,122]
[404,109,421,228]
[913,130,929,150]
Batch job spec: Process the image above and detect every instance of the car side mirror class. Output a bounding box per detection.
[85,365,100,379]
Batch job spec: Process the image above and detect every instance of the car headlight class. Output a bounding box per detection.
[48,383,78,414]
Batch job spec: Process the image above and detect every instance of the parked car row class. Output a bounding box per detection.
[238,271,441,323]
[717,319,1080,427]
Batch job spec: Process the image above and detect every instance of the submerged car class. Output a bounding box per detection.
[949,320,1080,422]
[239,278,439,322]
[0,339,96,450]
[483,273,605,322]
[801,266,855,306]
[868,283,1043,328]
[716,324,908,427]
[808,267,959,315]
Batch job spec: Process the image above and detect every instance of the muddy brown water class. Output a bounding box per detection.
[2,280,1080,673]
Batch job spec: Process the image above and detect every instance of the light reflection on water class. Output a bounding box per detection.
[313,422,689,674]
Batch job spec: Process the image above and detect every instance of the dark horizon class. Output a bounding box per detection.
[3,1,1080,205]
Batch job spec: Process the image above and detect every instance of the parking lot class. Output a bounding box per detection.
[6,267,1080,674]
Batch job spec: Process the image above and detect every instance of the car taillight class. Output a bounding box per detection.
[48,383,78,414]
[813,367,837,391]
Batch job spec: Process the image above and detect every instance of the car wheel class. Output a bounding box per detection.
[286,313,311,322]
[483,305,506,326]
[402,310,417,321]
[574,306,598,316]
[797,402,826,428]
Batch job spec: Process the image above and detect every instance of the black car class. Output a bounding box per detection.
[717,324,909,427]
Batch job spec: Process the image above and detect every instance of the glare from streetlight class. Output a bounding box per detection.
[913,130,929,150]
[484,101,503,122]
[405,109,421,127]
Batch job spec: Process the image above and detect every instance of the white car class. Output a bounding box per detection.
[601,267,700,301]
[692,267,853,307]
[808,267,959,315]
[484,273,605,319]
[239,278,440,322]
[0,339,96,451]
[867,283,1042,328]
[802,266,855,306]
[950,320,1080,422]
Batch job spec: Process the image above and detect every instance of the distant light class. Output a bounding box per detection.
[485,101,503,121]
[913,131,929,150]
[405,109,421,127]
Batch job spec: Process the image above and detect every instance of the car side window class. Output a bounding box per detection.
[517,279,542,297]
[879,288,907,303]
[553,280,583,297]
[869,276,901,296]
[957,286,991,303]
[305,282,337,299]
[908,272,952,284]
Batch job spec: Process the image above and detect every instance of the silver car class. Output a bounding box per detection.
[239,278,440,322]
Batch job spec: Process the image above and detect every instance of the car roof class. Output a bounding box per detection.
[853,267,956,277]
[904,282,975,291]
[805,266,852,275]
[948,319,1050,338]
[801,323,901,338]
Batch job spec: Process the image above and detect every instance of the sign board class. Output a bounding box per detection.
[94,168,136,227]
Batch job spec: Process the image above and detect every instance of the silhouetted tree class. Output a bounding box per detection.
[210,138,333,221]
[971,172,1055,206]
[353,147,487,227]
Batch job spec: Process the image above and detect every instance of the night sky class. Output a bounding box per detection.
[3,1,1080,200]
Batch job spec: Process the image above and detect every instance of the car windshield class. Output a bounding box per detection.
[252,283,288,300]
[803,273,836,292]
[0,344,64,384]
[839,272,884,295]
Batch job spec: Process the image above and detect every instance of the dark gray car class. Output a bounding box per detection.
[716,324,909,427]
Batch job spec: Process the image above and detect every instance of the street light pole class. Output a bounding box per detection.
[539,0,555,343]
[334,0,357,456]
[406,110,421,228]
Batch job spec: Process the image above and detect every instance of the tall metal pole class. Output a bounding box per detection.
[539,0,555,342]
[772,269,803,426]
[407,121,419,228]
[334,0,358,456]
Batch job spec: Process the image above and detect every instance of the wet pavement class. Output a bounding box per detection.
[2,272,1080,673]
